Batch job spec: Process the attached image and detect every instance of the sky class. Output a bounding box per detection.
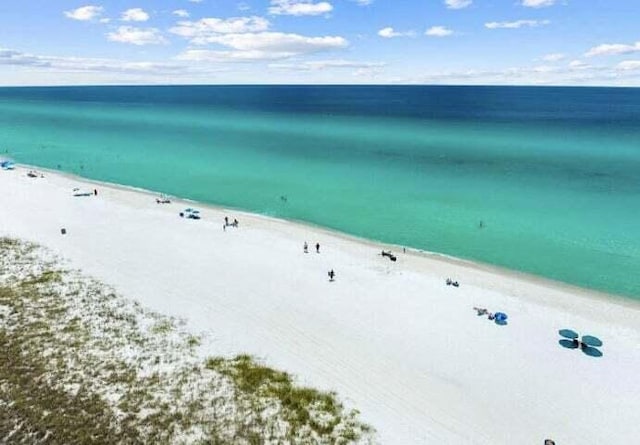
[0,0,639,86]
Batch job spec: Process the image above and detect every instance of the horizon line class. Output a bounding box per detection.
[1,83,639,89]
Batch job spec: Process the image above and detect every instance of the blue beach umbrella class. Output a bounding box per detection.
[559,329,579,339]
[558,339,580,349]
[581,335,603,347]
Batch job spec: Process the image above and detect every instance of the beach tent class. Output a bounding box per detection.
[494,312,508,325]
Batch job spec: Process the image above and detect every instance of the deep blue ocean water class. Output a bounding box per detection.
[1,85,639,298]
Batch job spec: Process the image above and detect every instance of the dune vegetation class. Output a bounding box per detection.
[0,238,373,444]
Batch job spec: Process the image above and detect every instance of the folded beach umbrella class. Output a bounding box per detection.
[581,335,603,347]
[559,329,579,339]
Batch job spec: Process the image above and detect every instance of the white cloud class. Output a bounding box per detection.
[170,17,271,44]
[3,44,640,86]
[203,32,345,53]
[413,62,622,86]
[485,19,550,29]
[378,27,395,38]
[177,49,285,62]
[377,27,415,38]
[270,59,385,70]
[585,41,640,57]
[269,0,333,16]
[521,0,556,8]
[176,32,347,61]
[352,0,373,5]
[0,48,51,67]
[541,53,565,62]
[568,60,590,70]
[270,59,384,79]
[532,65,556,73]
[616,60,640,71]
[173,10,190,18]
[121,8,149,22]
[425,26,454,37]
[238,3,251,11]
[188,0,203,3]
[107,27,167,45]
[171,14,346,61]
[64,5,104,21]
[445,0,472,9]
[0,46,186,75]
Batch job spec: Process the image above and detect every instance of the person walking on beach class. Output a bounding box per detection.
[94,189,98,196]
[316,242,320,254]
[303,242,308,253]
[224,216,229,226]
[328,269,335,282]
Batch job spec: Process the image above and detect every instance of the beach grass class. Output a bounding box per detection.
[0,237,374,444]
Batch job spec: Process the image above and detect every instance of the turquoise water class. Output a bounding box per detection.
[1,86,639,298]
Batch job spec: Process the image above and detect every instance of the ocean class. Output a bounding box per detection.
[1,85,639,298]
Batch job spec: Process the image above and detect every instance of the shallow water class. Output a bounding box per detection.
[1,85,639,298]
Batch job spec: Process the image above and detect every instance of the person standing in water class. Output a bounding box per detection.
[316,242,320,254]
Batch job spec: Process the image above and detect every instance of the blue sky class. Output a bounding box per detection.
[0,0,639,85]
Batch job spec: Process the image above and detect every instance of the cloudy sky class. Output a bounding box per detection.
[0,0,638,85]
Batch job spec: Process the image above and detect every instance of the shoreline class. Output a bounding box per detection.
[3,163,640,444]
[21,162,639,309]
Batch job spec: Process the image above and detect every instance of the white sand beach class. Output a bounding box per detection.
[1,165,639,444]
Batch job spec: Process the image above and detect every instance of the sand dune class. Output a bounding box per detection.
[1,166,639,444]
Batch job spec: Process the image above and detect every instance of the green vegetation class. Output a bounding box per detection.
[206,354,349,438]
[0,237,374,444]
[151,318,174,335]
[0,330,141,444]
